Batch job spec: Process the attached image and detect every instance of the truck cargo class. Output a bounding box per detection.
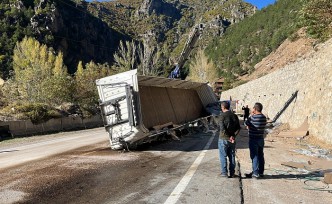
[96,69,217,150]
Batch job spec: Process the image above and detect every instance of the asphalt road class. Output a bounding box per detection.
[0,128,108,170]
[0,128,242,204]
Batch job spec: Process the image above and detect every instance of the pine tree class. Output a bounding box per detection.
[54,52,65,76]
[76,61,84,77]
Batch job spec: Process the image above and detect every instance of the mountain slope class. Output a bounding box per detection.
[240,28,316,82]
[205,0,304,89]
[0,0,256,79]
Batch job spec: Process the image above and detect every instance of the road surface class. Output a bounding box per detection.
[0,127,242,204]
[0,128,108,170]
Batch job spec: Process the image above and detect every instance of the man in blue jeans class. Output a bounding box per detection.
[245,102,267,179]
[217,101,241,178]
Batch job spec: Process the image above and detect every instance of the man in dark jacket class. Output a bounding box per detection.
[242,105,250,123]
[217,101,241,178]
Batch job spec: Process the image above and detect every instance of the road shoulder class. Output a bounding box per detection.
[236,124,332,204]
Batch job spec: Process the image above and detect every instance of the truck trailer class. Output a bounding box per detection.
[96,69,217,150]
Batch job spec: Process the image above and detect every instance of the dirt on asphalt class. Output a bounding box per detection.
[0,129,212,204]
[2,121,332,204]
[0,142,161,204]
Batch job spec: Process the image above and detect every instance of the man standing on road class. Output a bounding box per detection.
[217,101,241,178]
[242,105,250,123]
[245,102,267,179]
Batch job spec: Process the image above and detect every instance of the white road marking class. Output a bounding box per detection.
[164,134,215,204]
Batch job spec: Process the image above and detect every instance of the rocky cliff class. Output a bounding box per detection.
[33,0,130,74]
[137,0,182,19]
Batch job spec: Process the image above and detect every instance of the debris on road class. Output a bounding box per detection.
[324,172,332,184]
[281,161,312,170]
[274,118,309,139]
[293,145,332,160]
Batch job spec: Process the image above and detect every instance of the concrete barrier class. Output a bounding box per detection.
[42,118,63,133]
[82,115,104,128]
[62,117,84,131]
[0,115,103,138]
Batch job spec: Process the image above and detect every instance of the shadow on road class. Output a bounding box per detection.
[135,131,219,152]
[134,120,255,152]
[242,171,324,181]
[0,150,19,154]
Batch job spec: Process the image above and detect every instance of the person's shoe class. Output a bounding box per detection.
[259,174,264,178]
[252,174,260,179]
[244,172,252,178]
[220,173,228,177]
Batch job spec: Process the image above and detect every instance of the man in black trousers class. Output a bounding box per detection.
[242,105,250,123]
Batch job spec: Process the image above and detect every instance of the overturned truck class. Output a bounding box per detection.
[96,70,217,150]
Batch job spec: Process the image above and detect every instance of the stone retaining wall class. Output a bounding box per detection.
[0,115,103,137]
[221,39,332,144]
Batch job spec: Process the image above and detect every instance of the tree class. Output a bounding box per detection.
[76,61,84,76]
[300,0,332,41]
[113,40,160,76]
[113,40,139,73]
[45,52,72,105]
[187,48,218,84]
[12,36,71,105]
[74,61,110,117]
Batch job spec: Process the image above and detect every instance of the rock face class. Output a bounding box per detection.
[229,3,257,23]
[10,0,24,10]
[137,0,181,20]
[220,38,332,144]
[31,0,129,74]
[30,0,56,35]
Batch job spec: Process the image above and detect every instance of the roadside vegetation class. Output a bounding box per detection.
[0,0,331,122]
[0,37,114,122]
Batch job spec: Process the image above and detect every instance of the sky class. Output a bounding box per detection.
[86,0,277,10]
[244,0,276,9]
